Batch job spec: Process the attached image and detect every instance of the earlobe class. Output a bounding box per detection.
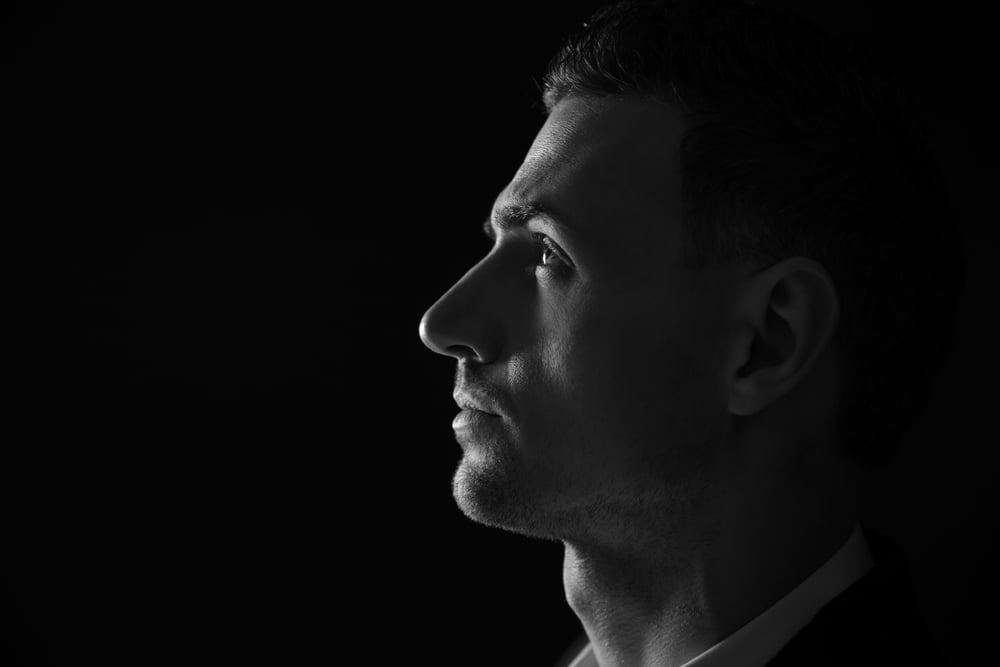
[727,258,839,417]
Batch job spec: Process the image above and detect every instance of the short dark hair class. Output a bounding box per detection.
[542,0,966,466]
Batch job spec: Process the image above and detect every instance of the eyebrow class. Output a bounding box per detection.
[482,203,565,240]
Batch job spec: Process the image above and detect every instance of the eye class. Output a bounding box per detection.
[532,233,569,272]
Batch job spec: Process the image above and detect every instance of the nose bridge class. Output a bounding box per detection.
[418,250,505,361]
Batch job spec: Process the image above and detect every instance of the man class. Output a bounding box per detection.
[418,1,963,665]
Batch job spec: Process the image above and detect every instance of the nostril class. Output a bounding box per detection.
[445,344,480,362]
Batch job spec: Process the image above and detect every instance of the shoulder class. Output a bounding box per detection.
[767,528,949,666]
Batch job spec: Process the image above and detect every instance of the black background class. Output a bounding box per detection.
[3,1,998,665]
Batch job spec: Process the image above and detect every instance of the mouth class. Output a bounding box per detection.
[452,406,502,432]
[452,391,501,417]
[454,400,496,415]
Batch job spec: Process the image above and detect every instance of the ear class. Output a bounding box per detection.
[727,257,840,417]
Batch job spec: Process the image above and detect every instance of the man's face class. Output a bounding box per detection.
[419,96,746,544]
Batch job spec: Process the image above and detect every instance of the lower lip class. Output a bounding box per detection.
[452,408,500,431]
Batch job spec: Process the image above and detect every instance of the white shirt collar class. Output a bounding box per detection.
[565,523,873,667]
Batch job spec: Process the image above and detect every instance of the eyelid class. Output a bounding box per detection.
[486,225,574,267]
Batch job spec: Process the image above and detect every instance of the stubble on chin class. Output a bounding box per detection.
[450,448,615,544]
[451,448,571,542]
[454,452,527,528]
[451,445,712,552]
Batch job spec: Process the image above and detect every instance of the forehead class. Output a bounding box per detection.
[498,95,687,260]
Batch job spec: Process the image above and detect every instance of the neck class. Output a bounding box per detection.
[561,445,861,667]
[562,533,717,667]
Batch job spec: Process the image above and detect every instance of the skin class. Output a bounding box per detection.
[419,95,863,667]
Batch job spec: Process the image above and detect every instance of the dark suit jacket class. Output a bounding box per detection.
[766,528,947,666]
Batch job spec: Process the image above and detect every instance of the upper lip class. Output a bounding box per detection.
[453,390,501,416]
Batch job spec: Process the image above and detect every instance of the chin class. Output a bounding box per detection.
[452,455,591,543]
[451,456,560,541]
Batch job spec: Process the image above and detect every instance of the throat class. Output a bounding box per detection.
[562,541,717,667]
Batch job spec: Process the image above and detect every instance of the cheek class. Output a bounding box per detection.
[551,289,725,437]
[530,294,656,427]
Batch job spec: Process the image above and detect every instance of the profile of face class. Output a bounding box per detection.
[419,96,751,546]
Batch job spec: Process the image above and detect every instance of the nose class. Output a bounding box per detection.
[418,258,500,363]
